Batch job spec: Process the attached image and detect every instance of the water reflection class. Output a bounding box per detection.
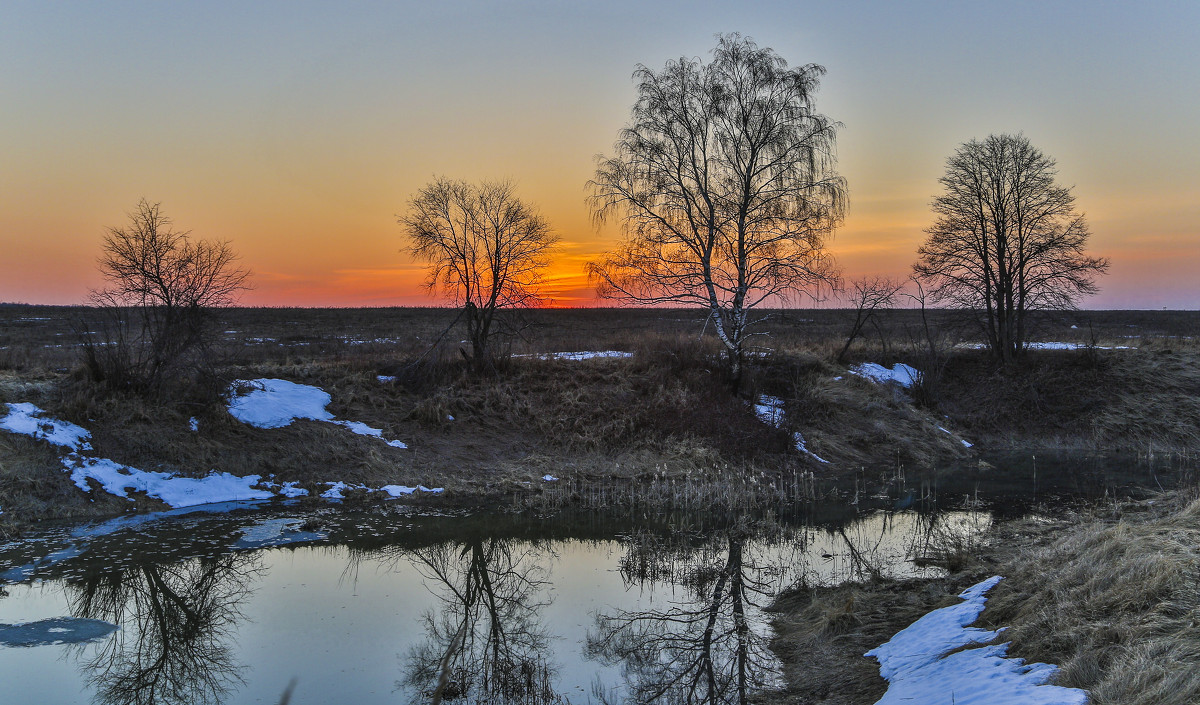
[0,499,1040,704]
[392,538,561,704]
[66,554,263,705]
[589,525,781,705]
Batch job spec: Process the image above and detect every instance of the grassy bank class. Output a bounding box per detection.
[2,306,1198,533]
[764,488,1200,705]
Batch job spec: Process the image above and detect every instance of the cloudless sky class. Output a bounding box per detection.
[3,1,1197,308]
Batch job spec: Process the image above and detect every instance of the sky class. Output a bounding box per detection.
[2,1,1197,309]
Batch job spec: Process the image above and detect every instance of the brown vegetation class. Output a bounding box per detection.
[2,305,1199,535]
[764,492,1200,705]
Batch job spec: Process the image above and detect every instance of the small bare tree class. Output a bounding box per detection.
[401,178,559,366]
[837,276,905,362]
[914,134,1109,363]
[589,34,845,387]
[85,199,250,393]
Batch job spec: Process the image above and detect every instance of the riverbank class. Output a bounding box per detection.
[2,307,1198,534]
[764,488,1200,705]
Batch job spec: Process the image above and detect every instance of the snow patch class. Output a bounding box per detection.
[1,403,93,451]
[278,481,308,498]
[68,456,273,508]
[379,484,444,497]
[227,379,335,428]
[937,425,974,448]
[753,395,786,427]
[753,396,829,463]
[865,576,1088,705]
[792,432,829,464]
[517,350,633,361]
[849,363,921,388]
[227,378,409,448]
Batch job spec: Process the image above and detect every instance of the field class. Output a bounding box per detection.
[2,304,1199,532]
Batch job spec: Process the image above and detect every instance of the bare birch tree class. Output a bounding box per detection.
[588,34,845,386]
[914,134,1109,363]
[401,178,558,366]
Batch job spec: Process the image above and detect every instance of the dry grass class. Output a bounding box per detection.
[3,304,1199,530]
[763,493,1200,705]
[982,493,1200,705]
[933,346,1200,453]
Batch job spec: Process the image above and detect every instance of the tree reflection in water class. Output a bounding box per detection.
[588,526,783,705]
[66,553,263,705]
[398,537,562,704]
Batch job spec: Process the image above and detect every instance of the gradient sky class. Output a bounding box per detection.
[3,1,1197,308]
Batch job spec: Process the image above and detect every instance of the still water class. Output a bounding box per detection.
[0,454,1187,704]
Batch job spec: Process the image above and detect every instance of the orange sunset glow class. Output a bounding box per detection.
[2,2,1197,310]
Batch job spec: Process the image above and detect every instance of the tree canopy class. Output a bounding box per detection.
[914,134,1109,362]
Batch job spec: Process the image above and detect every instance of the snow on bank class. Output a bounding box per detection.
[0,402,93,450]
[227,378,408,448]
[69,456,273,507]
[753,395,829,463]
[865,576,1088,705]
[938,425,974,448]
[961,342,1132,351]
[1,402,440,510]
[2,402,274,508]
[850,362,921,388]
[516,350,633,361]
[322,481,444,499]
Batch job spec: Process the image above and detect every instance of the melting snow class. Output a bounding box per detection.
[961,342,1131,351]
[227,378,408,448]
[792,431,829,464]
[850,363,921,388]
[753,395,829,463]
[865,576,1088,705]
[1,403,93,451]
[937,425,974,448]
[68,456,273,507]
[1,402,437,511]
[517,350,633,361]
[380,484,443,497]
[754,395,787,427]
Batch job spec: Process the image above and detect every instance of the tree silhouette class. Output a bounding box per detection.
[914,134,1108,363]
[401,179,559,367]
[590,34,845,386]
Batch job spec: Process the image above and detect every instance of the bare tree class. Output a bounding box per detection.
[913,134,1109,363]
[401,178,559,367]
[589,34,846,387]
[837,276,905,363]
[85,199,250,393]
